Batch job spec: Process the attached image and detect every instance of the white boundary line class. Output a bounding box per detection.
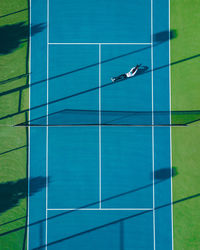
[169,0,174,249]
[19,125,185,128]
[99,44,102,209]
[47,208,153,211]
[27,1,32,249]
[49,42,152,45]
[151,0,156,249]
[46,0,49,249]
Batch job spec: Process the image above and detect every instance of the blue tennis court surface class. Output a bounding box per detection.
[49,0,151,43]
[29,0,173,249]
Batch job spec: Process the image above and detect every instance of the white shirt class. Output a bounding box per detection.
[126,67,137,78]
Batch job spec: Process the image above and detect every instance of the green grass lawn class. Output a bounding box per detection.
[171,0,200,249]
[0,0,29,249]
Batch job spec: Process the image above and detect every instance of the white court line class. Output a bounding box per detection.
[151,0,156,249]
[49,42,152,45]
[47,208,153,211]
[27,1,32,249]
[18,124,186,128]
[169,0,174,249]
[99,44,102,209]
[45,0,49,249]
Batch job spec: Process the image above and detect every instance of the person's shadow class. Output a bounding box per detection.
[136,65,149,76]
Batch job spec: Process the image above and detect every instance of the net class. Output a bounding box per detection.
[16,110,200,127]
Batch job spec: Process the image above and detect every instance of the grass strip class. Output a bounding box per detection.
[0,0,29,249]
[171,0,200,249]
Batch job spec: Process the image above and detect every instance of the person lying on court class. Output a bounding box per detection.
[111,64,141,82]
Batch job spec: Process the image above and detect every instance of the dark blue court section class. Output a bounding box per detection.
[29,0,173,249]
[29,128,46,250]
[101,45,152,112]
[48,44,151,125]
[30,0,47,123]
[49,0,151,43]
[48,127,99,209]
[29,0,47,249]
[101,127,153,209]
[153,0,173,248]
[48,45,99,115]
[47,210,153,250]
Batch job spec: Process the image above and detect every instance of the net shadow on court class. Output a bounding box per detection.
[16,110,200,127]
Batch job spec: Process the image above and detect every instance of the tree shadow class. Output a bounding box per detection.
[31,23,46,36]
[0,22,46,55]
[153,167,178,181]
[0,166,177,231]
[153,29,177,43]
[0,177,49,214]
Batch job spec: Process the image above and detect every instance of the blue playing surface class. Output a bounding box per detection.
[29,0,172,249]
[49,0,151,43]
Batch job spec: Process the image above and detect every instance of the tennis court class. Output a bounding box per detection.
[28,0,173,249]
